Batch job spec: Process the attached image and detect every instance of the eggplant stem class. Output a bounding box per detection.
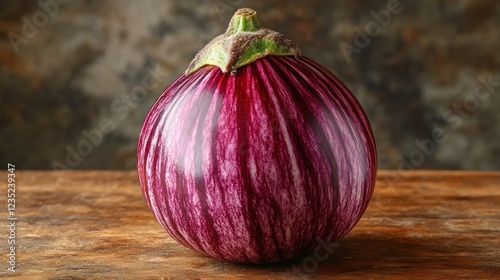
[185,8,301,75]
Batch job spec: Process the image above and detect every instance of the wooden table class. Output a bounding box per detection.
[2,170,499,279]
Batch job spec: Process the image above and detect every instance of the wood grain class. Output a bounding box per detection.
[1,170,499,279]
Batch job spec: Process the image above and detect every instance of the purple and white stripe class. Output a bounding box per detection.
[137,56,377,263]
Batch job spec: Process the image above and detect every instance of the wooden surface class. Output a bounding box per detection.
[2,170,500,279]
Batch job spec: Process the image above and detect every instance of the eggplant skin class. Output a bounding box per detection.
[137,56,377,263]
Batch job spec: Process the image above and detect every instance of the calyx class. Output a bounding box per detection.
[185,8,301,75]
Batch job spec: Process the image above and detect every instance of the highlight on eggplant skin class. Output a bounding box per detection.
[137,54,377,263]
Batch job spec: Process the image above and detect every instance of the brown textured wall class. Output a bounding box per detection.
[0,0,499,170]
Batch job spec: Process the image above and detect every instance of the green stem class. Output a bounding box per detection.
[227,8,260,33]
[185,8,301,75]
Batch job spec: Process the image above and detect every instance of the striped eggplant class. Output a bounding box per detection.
[137,8,377,263]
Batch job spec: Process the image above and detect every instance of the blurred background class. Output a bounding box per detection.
[0,0,499,170]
